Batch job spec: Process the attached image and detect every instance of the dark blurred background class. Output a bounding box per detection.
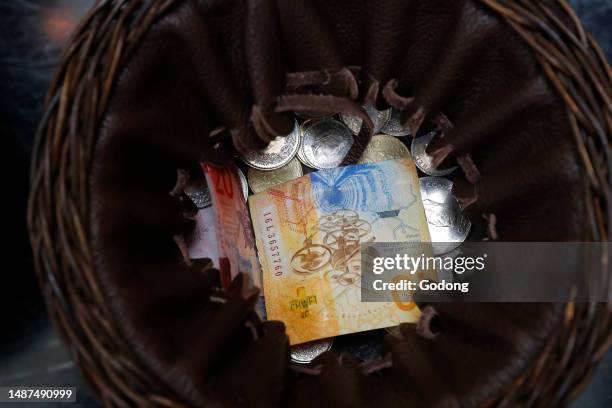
[1,1,610,407]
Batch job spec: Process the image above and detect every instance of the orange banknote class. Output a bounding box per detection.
[248,158,431,345]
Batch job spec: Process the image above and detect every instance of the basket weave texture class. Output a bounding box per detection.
[28,0,611,406]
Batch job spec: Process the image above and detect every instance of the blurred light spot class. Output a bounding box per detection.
[42,8,77,44]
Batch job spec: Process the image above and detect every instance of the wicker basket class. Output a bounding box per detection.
[28,0,611,406]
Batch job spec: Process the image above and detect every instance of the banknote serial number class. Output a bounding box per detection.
[263,212,283,276]
[1,387,76,403]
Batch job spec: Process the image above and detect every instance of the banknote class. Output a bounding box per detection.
[248,158,432,345]
[203,163,261,289]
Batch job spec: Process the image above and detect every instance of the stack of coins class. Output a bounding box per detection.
[233,106,471,362]
[240,106,415,193]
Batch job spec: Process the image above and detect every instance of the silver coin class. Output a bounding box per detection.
[290,338,333,364]
[297,120,316,168]
[419,177,471,255]
[381,108,411,137]
[302,119,354,169]
[297,143,314,168]
[241,120,301,170]
[340,106,391,135]
[184,179,211,209]
[411,130,458,176]
[236,167,249,201]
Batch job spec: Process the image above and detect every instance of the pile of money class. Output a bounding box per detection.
[249,158,430,345]
[237,107,470,256]
[183,106,471,362]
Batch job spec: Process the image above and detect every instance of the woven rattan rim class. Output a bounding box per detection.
[27,0,612,406]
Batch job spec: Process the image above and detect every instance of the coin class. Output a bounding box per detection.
[184,179,211,209]
[297,120,316,168]
[290,338,333,364]
[302,119,354,169]
[340,106,391,135]
[241,119,301,170]
[381,108,411,137]
[419,177,471,255]
[411,129,458,176]
[247,157,303,193]
[236,167,249,201]
[357,134,411,164]
[297,144,313,168]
